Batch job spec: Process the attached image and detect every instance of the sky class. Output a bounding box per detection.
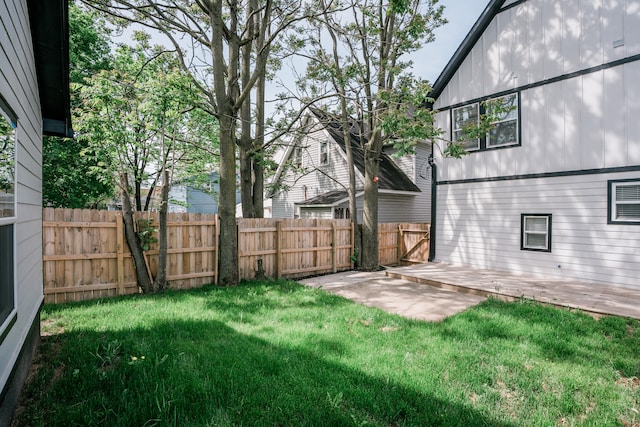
[412,0,491,84]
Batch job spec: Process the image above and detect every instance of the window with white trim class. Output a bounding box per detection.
[609,180,640,224]
[452,103,480,151]
[293,145,302,168]
[521,214,552,252]
[0,100,16,339]
[319,141,328,165]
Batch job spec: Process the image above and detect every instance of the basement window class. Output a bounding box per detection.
[609,180,640,224]
[521,214,552,252]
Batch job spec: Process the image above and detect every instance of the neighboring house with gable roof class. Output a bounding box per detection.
[269,108,432,222]
[429,0,640,289]
[0,1,71,422]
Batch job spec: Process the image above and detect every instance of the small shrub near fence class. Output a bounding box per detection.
[42,208,429,303]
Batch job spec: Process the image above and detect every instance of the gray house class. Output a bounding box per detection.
[169,173,241,214]
[0,0,71,422]
[429,0,640,289]
[270,108,432,222]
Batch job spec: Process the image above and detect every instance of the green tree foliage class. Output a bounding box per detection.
[299,0,446,270]
[83,0,314,284]
[42,2,116,208]
[75,35,219,292]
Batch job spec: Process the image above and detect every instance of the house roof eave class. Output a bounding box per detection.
[27,0,72,137]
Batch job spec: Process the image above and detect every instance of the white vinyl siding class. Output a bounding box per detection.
[299,207,332,219]
[0,0,45,395]
[435,171,640,290]
[271,120,358,219]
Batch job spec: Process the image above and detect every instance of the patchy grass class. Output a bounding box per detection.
[14,279,640,426]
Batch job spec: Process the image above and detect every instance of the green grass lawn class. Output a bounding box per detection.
[15,280,640,426]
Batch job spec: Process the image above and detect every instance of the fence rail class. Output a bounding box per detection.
[42,208,429,303]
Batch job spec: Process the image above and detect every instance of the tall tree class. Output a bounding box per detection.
[300,0,446,270]
[83,0,321,284]
[43,2,116,208]
[76,36,218,292]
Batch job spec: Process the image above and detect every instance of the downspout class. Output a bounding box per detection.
[428,149,437,262]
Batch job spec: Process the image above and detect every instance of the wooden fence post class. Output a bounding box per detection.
[214,214,220,285]
[398,225,403,265]
[275,221,282,279]
[331,221,337,273]
[237,220,241,281]
[350,222,355,268]
[116,212,125,296]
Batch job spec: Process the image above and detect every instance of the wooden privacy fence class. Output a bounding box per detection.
[42,208,429,303]
[43,208,218,303]
[237,218,354,280]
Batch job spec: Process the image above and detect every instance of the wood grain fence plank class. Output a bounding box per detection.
[42,208,426,302]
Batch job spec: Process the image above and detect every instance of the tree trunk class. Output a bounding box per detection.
[251,72,266,218]
[152,170,169,291]
[361,147,380,270]
[212,0,239,285]
[120,173,153,292]
[134,180,142,211]
[239,28,255,219]
[239,144,255,218]
[218,113,239,285]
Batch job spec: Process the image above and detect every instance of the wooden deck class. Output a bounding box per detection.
[386,263,640,320]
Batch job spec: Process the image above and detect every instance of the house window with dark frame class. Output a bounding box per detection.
[521,214,552,252]
[608,179,640,224]
[319,141,328,165]
[452,103,480,151]
[450,91,520,152]
[486,93,518,148]
[0,104,16,339]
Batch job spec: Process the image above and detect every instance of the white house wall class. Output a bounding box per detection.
[435,171,640,288]
[0,0,45,399]
[437,62,640,181]
[272,121,359,218]
[432,0,640,289]
[381,142,432,222]
[434,0,640,110]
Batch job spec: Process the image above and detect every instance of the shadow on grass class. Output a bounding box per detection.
[19,316,513,427]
